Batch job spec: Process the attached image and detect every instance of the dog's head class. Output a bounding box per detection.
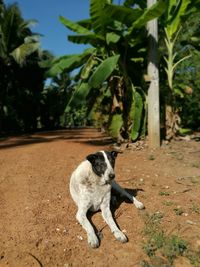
[86,151,119,183]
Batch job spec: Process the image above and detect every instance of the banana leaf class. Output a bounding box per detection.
[166,0,191,37]
[129,0,166,33]
[65,82,91,111]
[81,54,98,80]
[47,48,95,76]
[104,4,143,27]
[106,32,120,44]
[108,113,123,139]
[68,34,104,46]
[90,0,112,35]
[76,18,92,30]
[130,91,143,141]
[89,54,120,88]
[59,15,91,35]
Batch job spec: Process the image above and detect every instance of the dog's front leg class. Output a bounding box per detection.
[76,207,99,248]
[112,180,144,209]
[100,197,128,243]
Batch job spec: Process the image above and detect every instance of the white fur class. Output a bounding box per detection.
[69,151,144,248]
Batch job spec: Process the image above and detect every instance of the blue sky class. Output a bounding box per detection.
[4,0,91,57]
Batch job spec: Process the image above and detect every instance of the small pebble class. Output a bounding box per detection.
[186,220,196,225]
[77,235,83,241]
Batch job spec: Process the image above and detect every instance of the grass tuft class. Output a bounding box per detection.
[140,212,200,266]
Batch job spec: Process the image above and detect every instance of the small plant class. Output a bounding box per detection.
[174,207,184,216]
[159,191,170,196]
[143,230,165,257]
[186,246,200,267]
[190,203,200,214]
[163,235,188,264]
[191,163,200,168]
[162,201,174,206]
[148,155,155,160]
[142,212,164,237]
[140,211,193,267]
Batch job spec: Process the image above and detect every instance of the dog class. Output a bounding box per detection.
[69,150,144,248]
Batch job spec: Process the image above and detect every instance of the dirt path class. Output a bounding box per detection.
[0,129,200,267]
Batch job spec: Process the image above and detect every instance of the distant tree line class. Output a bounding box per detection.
[0,0,72,133]
[0,0,200,141]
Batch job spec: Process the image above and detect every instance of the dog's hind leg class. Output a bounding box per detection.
[76,206,99,248]
[111,180,144,209]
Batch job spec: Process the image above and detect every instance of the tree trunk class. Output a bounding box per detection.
[147,0,160,148]
[165,104,181,140]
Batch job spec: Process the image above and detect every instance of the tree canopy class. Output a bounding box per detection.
[0,0,199,142]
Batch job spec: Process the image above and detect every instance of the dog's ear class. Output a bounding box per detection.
[86,154,96,164]
[111,151,120,158]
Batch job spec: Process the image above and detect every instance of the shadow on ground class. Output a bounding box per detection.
[0,128,114,150]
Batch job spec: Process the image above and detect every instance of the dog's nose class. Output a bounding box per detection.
[109,173,115,180]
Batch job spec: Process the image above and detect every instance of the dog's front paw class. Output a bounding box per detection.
[133,198,144,209]
[113,230,128,243]
[88,234,99,248]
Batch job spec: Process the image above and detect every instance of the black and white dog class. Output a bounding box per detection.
[70,150,144,248]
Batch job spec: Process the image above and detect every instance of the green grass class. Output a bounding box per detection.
[190,203,200,214]
[174,207,185,216]
[159,191,170,196]
[140,212,200,267]
[162,201,174,206]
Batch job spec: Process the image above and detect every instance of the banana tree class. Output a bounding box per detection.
[48,0,166,141]
[162,0,200,140]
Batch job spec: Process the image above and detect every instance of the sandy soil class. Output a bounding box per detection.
[0,128,199,267]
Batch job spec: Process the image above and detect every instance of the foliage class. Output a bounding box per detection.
[48,0,166,141]
[160,0,200,139]
[0,1,53,133]
[173,12,200,130]
[1,0,200,138]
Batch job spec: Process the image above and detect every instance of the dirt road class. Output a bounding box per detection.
[0,129,199,267]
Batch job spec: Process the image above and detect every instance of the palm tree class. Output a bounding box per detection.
[0,1,40,63]
[0,1,48,132]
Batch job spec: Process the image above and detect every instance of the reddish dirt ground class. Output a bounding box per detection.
[0,128,200,267]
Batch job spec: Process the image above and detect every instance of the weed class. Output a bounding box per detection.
[191,163,200,168]
[142,212,164,237]
[159,191,170,196]
[163,235,188,264]
[162,201,174,206]
[148,155,155,160]
[140,212,198,267]
[174,207,184,216]
[190,203,200,214]
[186,247,200,267]
[143,231,165,257]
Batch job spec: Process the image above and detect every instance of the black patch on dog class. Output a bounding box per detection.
[86,152,107,177]
[105,151,118,168]
[86,151,118,177]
